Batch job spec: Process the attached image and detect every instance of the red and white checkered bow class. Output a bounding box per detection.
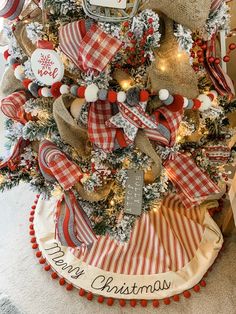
[164,153,221,208]
[88,101,117,152]
[1,91,28,124]
[59,20,122,72]
[204,35,235,99]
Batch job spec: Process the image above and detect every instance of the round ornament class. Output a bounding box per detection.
[31,48,64,86]
[70,98,86,119]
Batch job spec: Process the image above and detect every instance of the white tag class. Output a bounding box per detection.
[124,170,143,216]
[89,0,127,9]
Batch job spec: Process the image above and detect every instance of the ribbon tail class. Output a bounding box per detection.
[55,190,97,249]
[0,137,27,170]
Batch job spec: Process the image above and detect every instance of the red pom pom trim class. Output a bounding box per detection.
[119,299,126,307]
[139,90,149,102]
[77,86,86,98]
[87,292,93,301]
[183,291,191,298]
[79,288,86,297]
[22,79,32,89]
[107,298,114,306]
[51,82,62,98]
[97,296,104,303]
[153,300,159,308]
[108,90,117,103]
[164,298,171,305]
[59,278,66,286]
[167,94,184,112]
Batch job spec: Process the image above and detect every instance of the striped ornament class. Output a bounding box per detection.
[1,91,27,124]
[0,0,25,20]
[73,194,205,275]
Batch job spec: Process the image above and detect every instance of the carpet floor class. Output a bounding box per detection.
[0,184,236,314]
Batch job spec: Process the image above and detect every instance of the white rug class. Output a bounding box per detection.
[0,184,236,314]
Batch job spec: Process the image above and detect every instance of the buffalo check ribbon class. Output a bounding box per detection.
[59,20,122,72]
[88,101,117,151]
[1,91,28,124]
[164,153,221,208]
[0,137,27,170]
[39,140,97,249]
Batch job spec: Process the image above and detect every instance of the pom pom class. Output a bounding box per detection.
[59,84,70,95]
[198,94,212,112]
[183,291,191,298]
[28,82,39,97]
[130,300,137,307]
[70,85,78,96]
[164,298,171,305]
[193,99,202,110]
[107,298,114,306]
[14,65,25,81]
[97,296,104,303]
[173,295,180,302]
[108,90,117,103]
[119,299,126,307]
[12,63,20,70]
[51,272,58,279]
[139,90,149,102]
[159,89,170,101]
[77,86,86,98]
[87,292,93,301]
[183,97,189,108]
[22,79,32,89]
[140,300,148,307]
[126,87,140,107]
[98,89,108,101]
[167,94,184,112]
[153,300,159,308]
[51,82,62,98]
[44,265,51,271]
[117,91,126,103]
[209,90,218,100]
[79,288,85,296]
[66,284,73,291]
[59,278,66,286]
[85,84,99,102]
[194,285,200,292]
[41,87,52,97]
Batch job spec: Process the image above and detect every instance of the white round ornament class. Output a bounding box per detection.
[31,48,64,86]
[14,65,25,81]
[85,84,99,102]
[70,98,86,119]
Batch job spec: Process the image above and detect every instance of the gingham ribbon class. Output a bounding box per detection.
[164,153,221,208]
[1,91,27,124]
[0,0,25,20]
[0,137,27,170]
[204,36,235,99]
[88,101,116,151]
[59,20,122,72]
[39,140,97,249]
[145,107,183,147]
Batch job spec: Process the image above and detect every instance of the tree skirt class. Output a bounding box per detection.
[32,194,223,304]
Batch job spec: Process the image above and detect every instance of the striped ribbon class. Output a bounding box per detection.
[210,0,224,12]
[38,140,97,249]
[0,137,27,170]
[204,35,235,99]
[1,91,28,124]
[0,0,25,20]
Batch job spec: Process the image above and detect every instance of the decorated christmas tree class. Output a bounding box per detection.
[0,0,236,307]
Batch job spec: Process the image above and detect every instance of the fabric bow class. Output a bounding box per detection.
[59,20,122,73]
[39,140,97,249]
[0,137,28,170]
[1,91,28,124]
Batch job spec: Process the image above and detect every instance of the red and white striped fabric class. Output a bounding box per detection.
[59,20,122,72]
[1,91,27,124]
[0,137,27,170]
[164,153,221,207]
[88,101,116,152]
[203,145,231,164]
[204,36,235,99]
[210,0,224,12]
[72,194,204,275]
[145,107,183,147]
[0,0,25,20]
[39,140,83,191]
[39,140,97,250]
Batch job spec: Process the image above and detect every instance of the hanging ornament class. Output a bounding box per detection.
[30,40,64,86]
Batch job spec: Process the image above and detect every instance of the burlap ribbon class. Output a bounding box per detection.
[148,16,199,99]
[143,0,212,31]
[53,95,90,158]
[0,67,24,99]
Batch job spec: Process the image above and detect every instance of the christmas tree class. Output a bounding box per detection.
[0,0,235,306]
